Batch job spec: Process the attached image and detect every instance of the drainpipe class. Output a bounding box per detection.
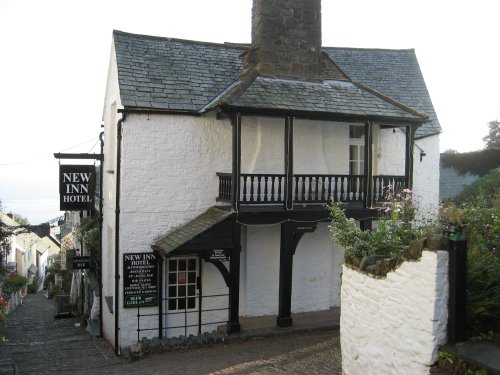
[114,113,127,355]
[98,131,104,338]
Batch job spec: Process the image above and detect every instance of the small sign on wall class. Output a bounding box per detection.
[72,256,90,270]
[123,252,158,308]
[59,165,96,211]
[208,249,230,262]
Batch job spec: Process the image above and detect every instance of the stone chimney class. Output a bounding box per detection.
[243,0,346,82]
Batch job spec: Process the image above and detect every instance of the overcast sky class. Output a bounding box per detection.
[0,0,499,224]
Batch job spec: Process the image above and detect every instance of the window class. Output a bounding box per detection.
[167,258,198,311]
[349,125,365,175]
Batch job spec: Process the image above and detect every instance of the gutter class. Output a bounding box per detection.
[114,112,127,355]
[99,131,104,338]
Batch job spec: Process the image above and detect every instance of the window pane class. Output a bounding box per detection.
[360,146,365,159]
[188,272,196,284]
[178,285,186,297]
[187,298,195,309]
[187,259,196,270]
[350,145,356,160]
[178,298,186,310]
[350,161,357,175]
[168,259,177,271]
[168,299,176,310]
[168,286,176,298]
[350,125,364,139]
[179,259,186,270]
[188,284,196,296]
[168,273,176,284]
[178,272,186,284]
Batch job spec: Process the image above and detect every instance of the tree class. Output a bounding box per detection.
[13,214,29,226]
[483,120,500,149]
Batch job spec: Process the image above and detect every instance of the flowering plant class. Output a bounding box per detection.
[330,186,426,260]
[0,294,9,326]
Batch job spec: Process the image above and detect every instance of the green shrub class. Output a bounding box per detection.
[27,275,39,294]
[2,274,28,293]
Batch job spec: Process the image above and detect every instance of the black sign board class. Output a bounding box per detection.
[123,252,158,308]
[59,165,96,211]
[208,249,230,262]
[72,256,90,270]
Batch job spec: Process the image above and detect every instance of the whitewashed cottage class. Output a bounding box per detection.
[100,0,441,353]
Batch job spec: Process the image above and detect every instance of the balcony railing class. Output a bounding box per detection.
[217,173,408,207]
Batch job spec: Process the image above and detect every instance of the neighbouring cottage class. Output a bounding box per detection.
[100,0,441,352]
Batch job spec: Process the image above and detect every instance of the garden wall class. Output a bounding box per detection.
[341,250,449,375]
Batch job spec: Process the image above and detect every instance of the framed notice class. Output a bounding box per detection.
[123,252,159,308]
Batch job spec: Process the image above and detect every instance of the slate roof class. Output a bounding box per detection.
[325,48,441,138]
[113,30,440,136]
[207,77,426,122]
[152,207,233,256]
[113,31,242,112]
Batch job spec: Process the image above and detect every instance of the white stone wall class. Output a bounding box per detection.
[239,223,343,317]
[116,112,232,347]
[340,250,449,375]
[413,134,440,219]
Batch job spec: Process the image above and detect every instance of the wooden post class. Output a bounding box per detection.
[448,239,467,343]
[284,117,294,210]
[405,125,416,190]
[277,222,294,327]
[231,114,241,210]
[364,121,374,208]
[227,222,241,333]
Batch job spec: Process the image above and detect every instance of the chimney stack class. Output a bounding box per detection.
[244,0,345,82]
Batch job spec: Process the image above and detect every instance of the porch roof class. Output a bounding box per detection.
[152,207,233,256]
[203,77,427,123]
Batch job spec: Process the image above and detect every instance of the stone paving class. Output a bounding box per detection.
[0,292,342,374]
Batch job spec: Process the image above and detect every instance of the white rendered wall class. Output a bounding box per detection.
[292,223,341,312]
[117,112,231,347]
[374,127,406,176]
[413,134,440,219]
[341,251,449,375]
[240,225,280,317]
[101,41,123,345]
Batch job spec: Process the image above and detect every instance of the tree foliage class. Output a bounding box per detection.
[483,120,500,149]
[441,148,500,177]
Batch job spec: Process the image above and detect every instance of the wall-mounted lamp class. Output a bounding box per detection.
[420,150,427,162]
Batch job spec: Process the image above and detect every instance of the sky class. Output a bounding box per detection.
[0,0,499,225]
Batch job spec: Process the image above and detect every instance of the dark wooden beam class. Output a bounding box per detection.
[227,222,241,333]
[231,114,242,210]
[54,153,103,161]
[277,222,317,327]
[284,117,294,210]
[363,121,374,208]
[405,125,416,189]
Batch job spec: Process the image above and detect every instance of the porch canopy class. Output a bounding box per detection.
[151,207,235,257]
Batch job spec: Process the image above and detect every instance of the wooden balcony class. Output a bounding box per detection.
[217,173,408,208]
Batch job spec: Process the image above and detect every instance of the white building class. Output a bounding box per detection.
[100,0,441,353]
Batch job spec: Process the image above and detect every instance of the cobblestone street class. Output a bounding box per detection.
[0,292,341,374]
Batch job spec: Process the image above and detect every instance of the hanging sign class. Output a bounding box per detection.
[72,256,90,270]
[123,252,158,308]
[59,165,96,210]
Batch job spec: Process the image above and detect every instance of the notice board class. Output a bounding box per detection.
[123,252,158,308]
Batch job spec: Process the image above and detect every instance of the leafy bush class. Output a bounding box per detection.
[27,275,39,294]
[442,186,500,336]
[330,187,424,259]
[455,168,500,208]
